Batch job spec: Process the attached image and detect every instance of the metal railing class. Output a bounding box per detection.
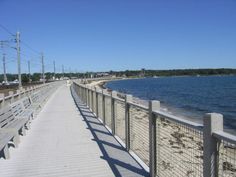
[72,80,236,177]
[152,109,203,177]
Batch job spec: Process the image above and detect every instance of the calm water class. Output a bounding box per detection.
[106,76,236,130]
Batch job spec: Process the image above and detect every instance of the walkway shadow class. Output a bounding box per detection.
[71,87,149,177]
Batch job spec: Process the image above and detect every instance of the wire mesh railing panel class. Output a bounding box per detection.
[114,99,126,142]
[97,94,103,120]
[130,105,149,165]
[218,139,236,177]
[104,96,112,129]
[156,116,203,177]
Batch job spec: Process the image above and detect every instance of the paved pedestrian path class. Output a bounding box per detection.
[0,84,148,177]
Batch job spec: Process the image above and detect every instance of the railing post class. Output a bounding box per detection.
[79,85,81,97]
[90,87,92,108]
[92,87,96,113]
[91,87,93,110]
[73,83,76,93]
[79,85,81,98]
[87,86,90,107]
[111,91,117,135]
[91,87,94,111]
[81,86,84,103]
[83,87,86,103]
[79,85,82,101]
[88,87,90,107]
[102,89,106,124]
[25,88,29,97]
[149,100,160,177]
[29,87,33,96]
[95,87,99,116]
[84,87,86,103]
[0,93,5,108]
[203,113,223,177]
[16,89,21,100]
[29,86,33,96]
[125,94,132,151]
[22,88,26,97]
[9,91,14,103]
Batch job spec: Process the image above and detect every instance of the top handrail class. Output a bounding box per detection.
[153,109,203,130]
[128,101,149,111]
[213,130,236,145]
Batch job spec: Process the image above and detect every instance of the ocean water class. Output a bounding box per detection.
[105,76,236,130]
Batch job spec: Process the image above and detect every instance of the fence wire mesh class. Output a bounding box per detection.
[130,105,149,165]
[156,116,203,177]
[218,139,236,177]
[104,96,112,129]
[114,99,126,142]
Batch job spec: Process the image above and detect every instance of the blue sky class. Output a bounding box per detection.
[0,0,235,73]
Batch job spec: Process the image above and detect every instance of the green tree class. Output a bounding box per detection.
[32,73,41,82]
[22,74,29,83]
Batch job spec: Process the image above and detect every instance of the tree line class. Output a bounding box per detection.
[1,68,235,83]
[0,72,84,83]
[111,68,236,77]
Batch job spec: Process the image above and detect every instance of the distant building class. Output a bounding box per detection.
[140,68,145,77]
[96,72,109,77]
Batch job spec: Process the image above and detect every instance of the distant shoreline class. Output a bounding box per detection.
[105,68,236,78]
[90,74,236,89]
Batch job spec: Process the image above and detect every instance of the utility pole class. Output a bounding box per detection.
[2,53,8,84]
[16,32,22,89]
[41,53,45,84]
[0,41,8,84]
[28,60,31,83]
[53,60,56,79]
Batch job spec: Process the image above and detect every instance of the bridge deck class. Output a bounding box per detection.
[0,85,148,177]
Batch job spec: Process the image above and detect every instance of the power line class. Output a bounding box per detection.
[0,24,14,36]
[20,51,41,61]
[0,40,16,55]
[21,40,41,55]
[0,24,59,78]
[0,24,41,56]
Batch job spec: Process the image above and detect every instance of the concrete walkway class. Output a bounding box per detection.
[0,85,148,177]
